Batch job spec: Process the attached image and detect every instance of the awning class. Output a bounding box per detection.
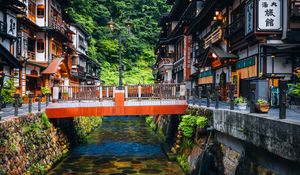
[211,46,238,59]
[0,44,21,68]
[42,58,64,74]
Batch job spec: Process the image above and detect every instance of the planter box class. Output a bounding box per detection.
[255,104,270,113]
[237,103,247,110]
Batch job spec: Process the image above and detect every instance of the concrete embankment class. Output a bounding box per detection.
[0,113,102,174]
[147,106,300,175]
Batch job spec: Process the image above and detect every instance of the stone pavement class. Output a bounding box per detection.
[188,98,300,122]
[0,102,47,120]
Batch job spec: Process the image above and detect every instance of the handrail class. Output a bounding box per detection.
[55,83,183,101]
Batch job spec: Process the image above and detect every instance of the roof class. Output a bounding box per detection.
[41,58,64,74]
[70,23,90,38]
[211,46,238,59]
[0,44,21,68]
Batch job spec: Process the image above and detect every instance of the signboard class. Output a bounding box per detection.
[245,0,254,35]
[257,0,282,31]
[6,13,17,37]
[14,69,20,88]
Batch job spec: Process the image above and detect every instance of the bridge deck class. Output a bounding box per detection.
[46,100,187,118]
[46,85,188,118]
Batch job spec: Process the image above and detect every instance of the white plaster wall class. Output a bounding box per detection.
[36,0,45,26]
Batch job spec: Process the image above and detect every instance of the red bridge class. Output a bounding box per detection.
[46,84,188,118]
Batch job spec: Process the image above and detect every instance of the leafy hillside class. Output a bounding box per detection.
[67,0,169,84]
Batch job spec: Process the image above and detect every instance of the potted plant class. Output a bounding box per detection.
[41,86,51,102]
[62,91,69,100]
[255,98,270,113]
[23,94,29,104]
[288,83,300,105]
[234,96,247,110]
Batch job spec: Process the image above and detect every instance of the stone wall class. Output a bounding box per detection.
[149,106,300,175]
[0,114,102,174]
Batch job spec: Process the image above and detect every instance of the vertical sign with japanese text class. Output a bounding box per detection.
[257,0,282,31]
[245,0,254,35]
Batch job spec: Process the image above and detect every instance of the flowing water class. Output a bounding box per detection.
[48,116,184,175]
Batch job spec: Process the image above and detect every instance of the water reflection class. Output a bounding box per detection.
[48,116,183,175]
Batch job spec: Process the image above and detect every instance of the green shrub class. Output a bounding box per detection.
[0,79,16,103]
[234,96,247,104]
[41,86,51,95]
[41,112,51,128]
[289,83,300,97]
[178,115,197,138]
[176,155,190,173]
[196,116,208,129]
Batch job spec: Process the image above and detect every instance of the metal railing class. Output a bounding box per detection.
[224,16,245,39]
[188,80,291,120]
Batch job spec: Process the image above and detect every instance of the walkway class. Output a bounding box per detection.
[0,102,47,120]
[188,98,300,122]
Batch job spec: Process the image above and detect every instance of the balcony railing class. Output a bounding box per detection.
[204,27,222,49]
[224,16,245,39]
[0,21,6,34]
[50,18,68,35]
[291,0,300,18]
[158,58,174,69]
[27,51,35,60]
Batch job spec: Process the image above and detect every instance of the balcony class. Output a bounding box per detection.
[27,51,36,60]
[0,21,7,34]
[224,16,245,39]
[204,27,222,49]
[290,0,300,19]
[49,18,68,36]
[158,58,173,69]
[72,65,85,78]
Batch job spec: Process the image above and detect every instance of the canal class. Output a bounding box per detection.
[48,116,183,174]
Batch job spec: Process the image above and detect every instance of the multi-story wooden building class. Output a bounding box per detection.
[155,0,300,104]
[70,23,100,85]
[0,0,25,91]
[1,0,100,101]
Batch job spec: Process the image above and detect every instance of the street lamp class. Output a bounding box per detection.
[108,17,132,90]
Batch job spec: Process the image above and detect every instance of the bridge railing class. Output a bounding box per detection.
[53,83,184,102]
[56,85,115,101]
[125,83,180,100]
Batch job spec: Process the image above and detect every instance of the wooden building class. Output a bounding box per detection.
[155,0,300,103]
[0,0,100,102]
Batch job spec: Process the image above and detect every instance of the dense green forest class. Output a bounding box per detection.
[67,0,169,84]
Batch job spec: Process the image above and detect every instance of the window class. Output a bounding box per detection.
[28,0,36,16]
[37,5,45,18]
[37,39,44,53]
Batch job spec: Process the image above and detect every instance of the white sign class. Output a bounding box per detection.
[257,0,282,31]
[245,0,254,35]
[6,13,17,37]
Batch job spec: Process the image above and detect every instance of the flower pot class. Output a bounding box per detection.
[237,103,247,110]
[23,97,29,104]
[255,103,270,113]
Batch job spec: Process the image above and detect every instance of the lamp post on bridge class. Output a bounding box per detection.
[108,17,132,90]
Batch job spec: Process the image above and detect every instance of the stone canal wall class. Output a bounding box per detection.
[148,106,300,175]
[0,113,102,174]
